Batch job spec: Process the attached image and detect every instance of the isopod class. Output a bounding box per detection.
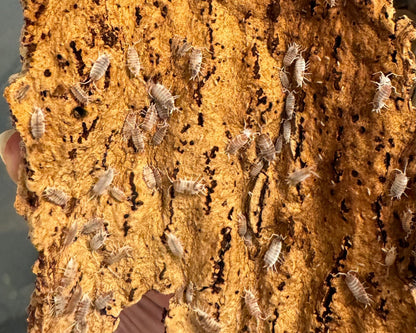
[185,281,194,304]
[285,90,296,119]
[94,292,113,310]
[85,53,110,84]
[43,187,70,206]
[122,110,137,140]
[81,218,104,235]
[256,133,276,162]
[60,258,78,289]
[382,246,397,276]
[165,232,184,258]
[287,167,319,186]
[237,213,247,237]
[143,165,162,191]
[325,0,337,7]
[89,229,108,251]
[389,164,409,199]
[15,84,30,102]
[152,121,169,146]
[249,159,264,178]
[282,119,291,143]
[244,290,266,320]
[275,135,283,154]
[103,245,132,265]
[294,53,310,87]
[109,186,127,202]
[127,43,141,78]
[63,222,78,248]
[31,106,45,139]
[193,307,221,332]
[148,82,177,118]
[131,127,145,153]
[189,47,203,80]
[336,271,372,308]
[171,36,192,58]
[140,104,158,133]
[226,128,255,155]
[70,83,90,105]
[52,294,67,316]
[64,283,83,315]
[401,208,414,240]
[74,294,91,332]
[169,176,206,195]
[371,73,396,114]
[263,235,284,271]
[92,168,115,197]
[283,43,300,68]
[279,68,290,90]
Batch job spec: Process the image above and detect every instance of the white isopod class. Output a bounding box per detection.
[263,235,284,271]
[103,245,132,265]
[131,127,145,153]
[275,135,283,154]
[287,167,319,186]
[336,271,373,308]
[171,177,206,195]
[237,213,247,237]
[94,292,113,310]
[81,218,105,235]
[244,290,266,320]
[401,208,414,240]
[279,68,290,90]
[63,221,78,248]
[282,119,292,143]
[382,246,397,276]
[256,133,276,162]
[31,106,45,139]
[70,83,90,105]
[60,257,78,289]
[189,47,203,80]
[148,82,177,118]
[85,53,110,84]
[143,165,162,191]
[152,122,169,146]
[371,72,396,113]
[285,90,296,119]
[92,168,115,197]
[109,186,127,202]
[74,294,91,332]
[185,281,194,304]
[165,232,184,258]
[43,187,70,206]
[127,43,141,78]
[140,104,158,133]
[283,43,300,68]
[389,164,409,199]
[250,159,264,178]
[63,283,83,316]
[89,229,108,251]
[122,110,137,140]
[52,294,67,316]
[226,128,255,155]
[294,53,310,87]
[193,307,221,332]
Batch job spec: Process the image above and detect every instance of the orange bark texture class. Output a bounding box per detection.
[3,0,416,332]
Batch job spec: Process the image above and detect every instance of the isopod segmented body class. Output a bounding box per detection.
[256,133,276,162]
[171,36,192,58]
[193,307,221,332]
[294,53,310,87]
[279,68,290,90]
[86,53,110,84]
[275,135,283,154]
[339,271,372,308]
[185,281,194,304]
[237,213,247,237]
[401,208,414,240]
[140,104,158,133]
[81,218,105,235]
[63,221,78,248]
[92,168,115,197]
[244,290,266,320]
[15,84,30,102]
[263,235,284,271]
[143,165,162,191]
[371,73,395,113]
[70,83,90,105]
[122,110,137,140]
[74,294,91,333]
[226,128,255,155]
[282,119,291,143]
[64,283,83,316]
[189,47,203,80]
[94,292,113,310]
[165,232,184,258]
[131,127,145,153]
[31,106,45,139]
[389,165,409,199]
[127,44,141,78]
[43,187,70,206]
[283,43,300,68]
[287,167,319,186]
[249,159,264,178]
[109,186,127,202]
[103,245,132,265]
[148,82,177,118]
[171,177,206,195]
[52,294,67,316]
[285,90,296,119]
[89,229,108,251]
[152,122,169,146]
[60,258,78,289]
[382,246,397,276]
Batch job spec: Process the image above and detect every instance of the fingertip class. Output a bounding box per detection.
[0,130,22,183]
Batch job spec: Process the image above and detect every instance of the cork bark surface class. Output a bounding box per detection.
[3,0,416,332]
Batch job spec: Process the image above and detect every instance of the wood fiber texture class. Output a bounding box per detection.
[3,0,416,332]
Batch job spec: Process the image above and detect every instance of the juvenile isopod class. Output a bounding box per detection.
[287,167,319,186]
[389,164,409,200]
[226,128,255,155]
[148,82,177,118]
[282,119,292,143]
[52,294,67,316]
[294,53,310,87]
[249,159,264,178]
[94,292,113,310]
[103,245,132,265]
[401,208,414,240]
[371,72,396,114]
[84,53,110,85]
[237,213,247,237]
[122,110,137,140]
[60,258,78,289]
[143,165,162,191]
[109,186,127,202]
[92,168,115,197]
[285,90,296,119]
[70,83,90,105]
[193,307,221,332]
[185,281,194,304]
[63,221,78,248]
[131,127,145,153]
[81,218,105,235]
[63,283,83,316]
[335,271,373,308]
[126,43,141,78]
[244,290,266,320]
[275,135,283,154]
[381,246,397,276]
[43,187,70,206]
[263,235,284,271]
[256,133,276,162]
[165,232,184,258]
[31,106,45,139]
[139,104,158,133]
[279,68,290,90]
[152,122,169,146]
[89,229,108,251]
[168,175,206,195]
[74,294,91,332]
[283,43,300,68]
[189,47,203,80]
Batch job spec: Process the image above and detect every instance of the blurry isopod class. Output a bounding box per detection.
[60,257,78,289]
[109,186,127,202]
[244,290,266,320]
[140,104,158,133]
[94,292,113,310]
[168,176,206,195]
[15,84,30,102]
[84,53,110,85]
[287,167,319,186]
[122,110,137,140]
[185,281,194,304]
[249,159,264,178]
[127,43,141,78]
[389,164,409,200]
[263,235,284,272]
[74,294,91,332]
[152,121,169,146]
[401,208,414,240]
[63,221,78,248]
[237,213,247,237]
[131,127,145,153]
[143,165,162,191]
[81,218,105,235]
[165,232,184,258]
[103,245,132,265]
[89,229,108,251]
[285,90,296,119]
[193,307,221,332]
[70,83,90,105]
[31,106,45,139]
[275,135,283,154]
[43,187,69,206]
[92,168,115,197]
[381,246,397,276]
[283,43,300,67]
[226,128,255,155]
[256,133,276,162]
[282,119,291,143]
[279,68,290,90]
[189,47,203,80]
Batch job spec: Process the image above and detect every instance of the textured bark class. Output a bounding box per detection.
[3,0,416,332]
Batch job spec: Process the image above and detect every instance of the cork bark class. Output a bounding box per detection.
[3,0,416,332]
